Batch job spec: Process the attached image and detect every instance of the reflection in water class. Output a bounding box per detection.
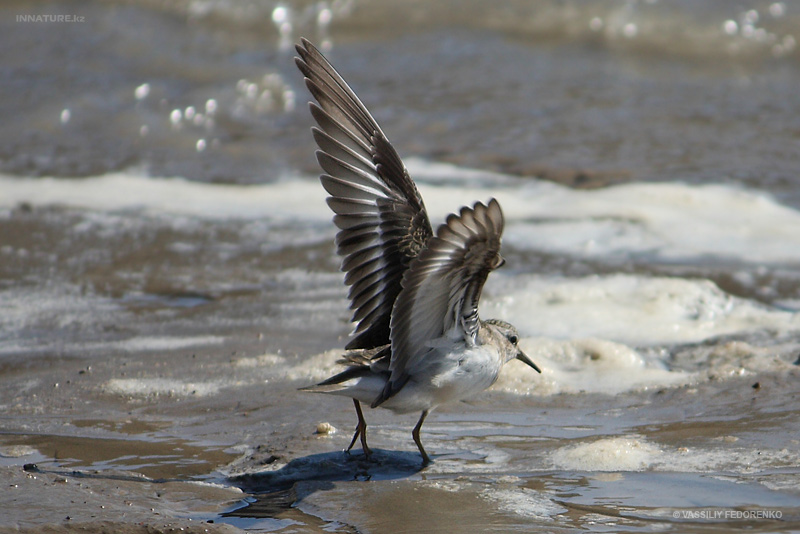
[221,450,425,530]
[228,448,424,493]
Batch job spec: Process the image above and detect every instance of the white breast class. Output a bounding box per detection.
[382,343,504,414]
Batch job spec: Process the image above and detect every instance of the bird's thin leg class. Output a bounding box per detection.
[345,399,372,458]
[345,425,360,453]
[412,410,431,464]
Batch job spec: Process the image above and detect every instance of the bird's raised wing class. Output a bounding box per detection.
[374,199,505,406]
[295,38,433,350]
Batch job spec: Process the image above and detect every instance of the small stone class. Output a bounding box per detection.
[316,422,336,435]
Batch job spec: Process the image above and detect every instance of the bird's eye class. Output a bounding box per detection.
[508,334,518,345]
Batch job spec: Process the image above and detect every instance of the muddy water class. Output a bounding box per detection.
[2,0,800,532]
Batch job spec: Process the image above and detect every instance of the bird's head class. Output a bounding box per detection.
[484,319,541,373]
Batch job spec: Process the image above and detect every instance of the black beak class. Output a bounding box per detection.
[516,348,542,374]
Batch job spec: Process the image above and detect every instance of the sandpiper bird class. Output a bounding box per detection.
[295,38,541,464]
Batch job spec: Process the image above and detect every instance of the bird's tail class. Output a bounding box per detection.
[298,344,391,392]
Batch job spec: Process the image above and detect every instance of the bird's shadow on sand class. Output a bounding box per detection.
[222,448,426,519]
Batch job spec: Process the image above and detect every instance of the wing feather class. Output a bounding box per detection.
[296,38,433,349]
[373,199,506,407]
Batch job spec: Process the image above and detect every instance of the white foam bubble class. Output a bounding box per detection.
[0,333,225,357]
[550,436,800,474]
[109,335,226,352]
[404,161,800,265]
[494,337,689,396]
[0,172,328,222]
[483,274,800,394]
[104,378,224,397]
[6,164,800,266]
[551,437,663,471]
[233,353,287,369]
[285,349,341,383]
[484,274,800,346]
[663,445,800,474]
[481,487,568,520]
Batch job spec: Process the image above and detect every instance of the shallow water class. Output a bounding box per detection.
[2,0,800,532]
